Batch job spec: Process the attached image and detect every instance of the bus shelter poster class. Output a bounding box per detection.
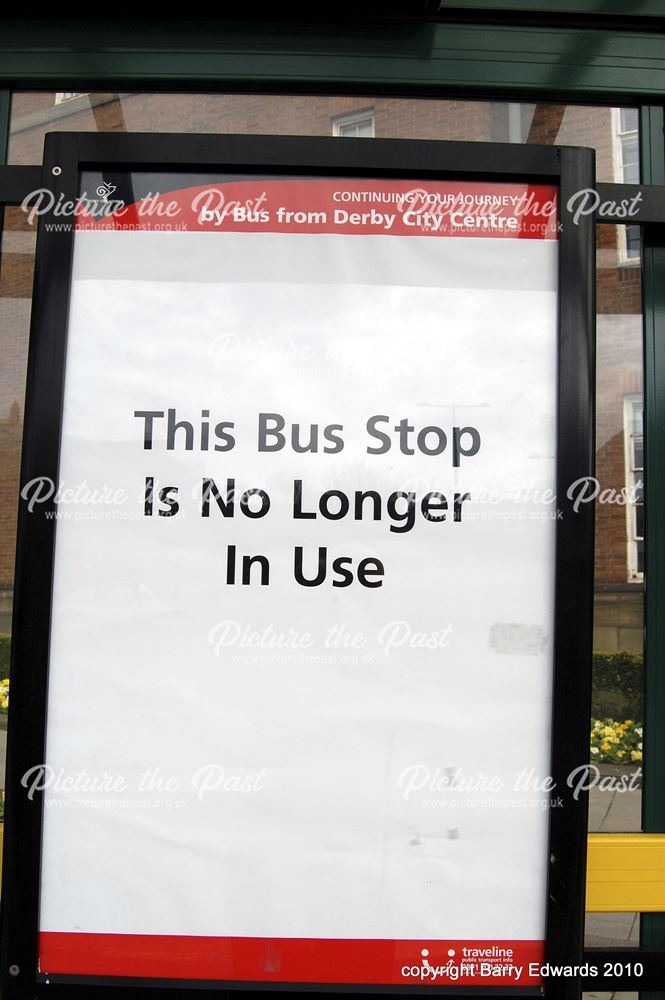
[36,174,559,989]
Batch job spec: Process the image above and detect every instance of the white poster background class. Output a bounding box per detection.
[38,220,557,943]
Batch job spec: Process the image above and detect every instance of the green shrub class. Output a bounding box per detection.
[592,651,643,720]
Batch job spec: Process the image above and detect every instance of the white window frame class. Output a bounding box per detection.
[623,393,644,582]
[506,102,537,143]
[54,92,84,104]
[612,107,641,266]
[331,108,375,138]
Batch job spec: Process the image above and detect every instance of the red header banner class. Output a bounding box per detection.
[78,178,559,239]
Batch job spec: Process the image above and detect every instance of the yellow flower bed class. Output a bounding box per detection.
[591,718,642,764]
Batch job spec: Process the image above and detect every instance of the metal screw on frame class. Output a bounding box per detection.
[9,964,19,976]
[51,166,62,176]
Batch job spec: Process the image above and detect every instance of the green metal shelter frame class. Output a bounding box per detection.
[1,3,665,995]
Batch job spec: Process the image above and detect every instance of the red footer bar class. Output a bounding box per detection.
[40,933,545,985]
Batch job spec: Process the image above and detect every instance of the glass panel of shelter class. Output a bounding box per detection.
[0,93,646,950]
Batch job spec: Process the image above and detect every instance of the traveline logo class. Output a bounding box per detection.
[401,947,524,983]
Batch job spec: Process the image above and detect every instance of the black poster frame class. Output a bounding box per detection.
[0,132,596,1000]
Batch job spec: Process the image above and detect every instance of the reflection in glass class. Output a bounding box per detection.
[585,225,644,948]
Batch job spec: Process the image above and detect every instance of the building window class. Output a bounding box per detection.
[506,102,537,142]
[332,109,375,138]
[54,92,84,104]
[614,108,640,264]
[624,394,644,580]
[616,108,640,184]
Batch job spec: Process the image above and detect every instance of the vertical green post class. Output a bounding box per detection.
[0,91,12,288]
[640,104,665,998]
[0,89,11,256]
[0,91,9,165]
